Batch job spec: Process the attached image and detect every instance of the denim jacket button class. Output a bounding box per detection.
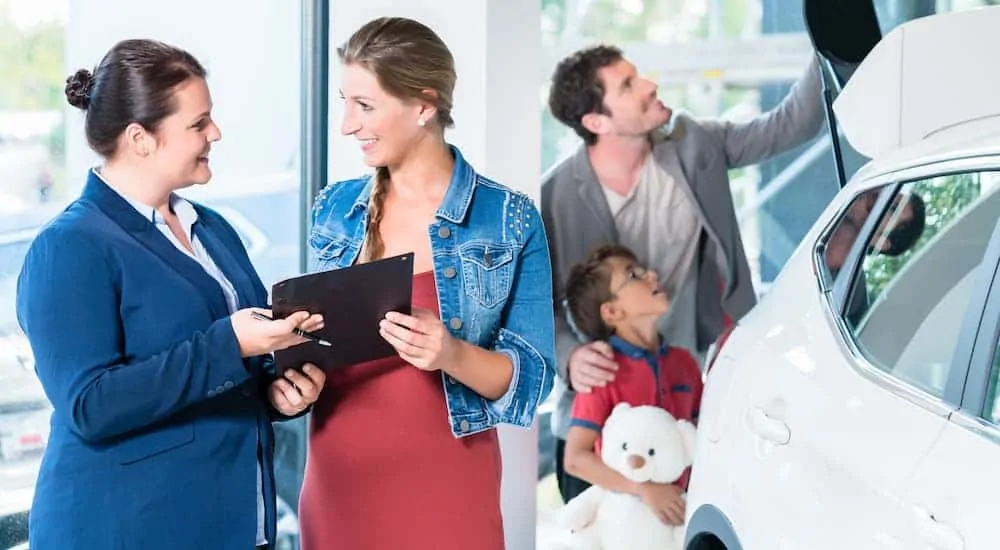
[443,266,457,278]
[437,226,451,239]
[459,420,470,432]
[447,375,457,384]
[449,318,463,330]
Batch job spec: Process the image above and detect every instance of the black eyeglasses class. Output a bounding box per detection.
[612,264,649,294]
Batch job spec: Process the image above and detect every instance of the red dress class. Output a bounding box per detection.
[299,271,505,550]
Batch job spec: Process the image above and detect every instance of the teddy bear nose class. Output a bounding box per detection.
[627,454,646,469]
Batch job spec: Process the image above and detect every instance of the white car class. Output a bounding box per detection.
[685,7,1000,550]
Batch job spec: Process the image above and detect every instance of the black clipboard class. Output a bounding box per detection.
[270,252,414,374]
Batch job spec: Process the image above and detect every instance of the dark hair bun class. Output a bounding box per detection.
[65,68,95,110]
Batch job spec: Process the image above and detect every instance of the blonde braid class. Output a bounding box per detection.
[361,167,391,262]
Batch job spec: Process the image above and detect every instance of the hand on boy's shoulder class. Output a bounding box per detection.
[568,340,619,393]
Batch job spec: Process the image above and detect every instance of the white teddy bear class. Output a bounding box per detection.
[549,403,697,550]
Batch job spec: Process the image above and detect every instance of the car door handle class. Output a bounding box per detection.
[914,508,964,550]
[746,407,790,444]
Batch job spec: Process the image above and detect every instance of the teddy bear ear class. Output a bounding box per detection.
[611,402,632,416]
[676,420,697,465]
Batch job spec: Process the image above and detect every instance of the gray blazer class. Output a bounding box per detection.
[540,58,824,439]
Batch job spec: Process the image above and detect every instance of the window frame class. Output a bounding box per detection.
[956,219,1000,418]
[825,182,900,308]
[814,154,1000,414]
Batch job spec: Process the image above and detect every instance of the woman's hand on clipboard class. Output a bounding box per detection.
[379,307,460,372]
[230,308,324,358]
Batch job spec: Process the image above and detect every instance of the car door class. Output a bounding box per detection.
[720,164,1000,549]
[904,207,1000,550]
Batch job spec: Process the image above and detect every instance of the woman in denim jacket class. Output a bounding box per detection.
[298,16,556,550]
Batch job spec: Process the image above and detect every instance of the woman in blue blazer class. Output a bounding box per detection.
[15,39,326,550]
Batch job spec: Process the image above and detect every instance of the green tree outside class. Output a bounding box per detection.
[0,4,67,196]
[0,16,65,111]
[862,172,983,299]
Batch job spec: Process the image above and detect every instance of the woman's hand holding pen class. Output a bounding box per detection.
[229,308,326,414]
[230,307,324,358]
[379,307,461,372]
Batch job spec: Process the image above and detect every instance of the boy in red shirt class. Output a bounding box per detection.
[562,245,703,526]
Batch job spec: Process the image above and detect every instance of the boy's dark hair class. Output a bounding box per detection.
[547,45,623,146]
[565,244,638,342]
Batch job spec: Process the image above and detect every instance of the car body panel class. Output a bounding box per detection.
[688,8,1000,544]
[688,149,1000,548]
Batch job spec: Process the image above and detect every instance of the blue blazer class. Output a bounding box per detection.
[16,171,285,550]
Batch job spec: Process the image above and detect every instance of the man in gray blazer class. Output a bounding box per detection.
[541,44,824,505]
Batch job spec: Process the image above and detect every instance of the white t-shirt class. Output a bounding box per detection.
[601,155,703,357]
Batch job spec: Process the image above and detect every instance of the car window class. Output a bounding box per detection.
[825,171,1000,399]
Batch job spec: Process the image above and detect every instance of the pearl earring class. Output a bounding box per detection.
[417,118,426,127]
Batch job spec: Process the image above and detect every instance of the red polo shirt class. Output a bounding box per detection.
[570,335,703,488]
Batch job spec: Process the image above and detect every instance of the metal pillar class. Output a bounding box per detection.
[300,0,330,274]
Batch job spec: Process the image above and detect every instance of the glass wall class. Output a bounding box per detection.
[0,1,68,546]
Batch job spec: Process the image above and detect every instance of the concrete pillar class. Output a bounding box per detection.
[330,2,543,549]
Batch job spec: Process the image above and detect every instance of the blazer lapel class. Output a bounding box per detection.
[81,171,230,320]
[654,122,732,270]
[571,148,618,243]
[192,212,259,309]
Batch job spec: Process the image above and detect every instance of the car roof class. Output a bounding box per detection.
[851,125,1000,184]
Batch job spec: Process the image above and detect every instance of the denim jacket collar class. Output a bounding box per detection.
[608,334,671,361]
[348,143,477,224]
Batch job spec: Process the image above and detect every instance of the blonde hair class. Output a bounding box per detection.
[338,17,457,261]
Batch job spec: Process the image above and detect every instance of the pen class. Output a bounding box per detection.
[250,311,333,347]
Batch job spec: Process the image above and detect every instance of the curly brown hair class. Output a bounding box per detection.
[564,244,638,341]
[547,45,623,146]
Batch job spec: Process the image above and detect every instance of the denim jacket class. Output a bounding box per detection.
[309,145,556,437]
